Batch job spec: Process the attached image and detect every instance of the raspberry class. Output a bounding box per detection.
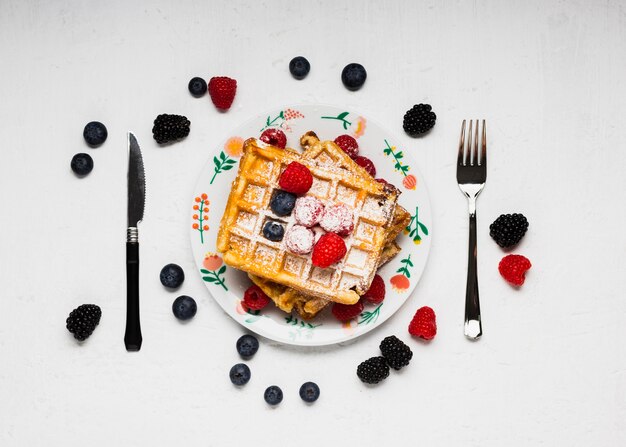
[356,356,389,384]
[333,134,359,158]
[294,196,324,227]
[319,204,354,236]
[278,162,313,194]
[363,274,385,304]
[311,233,347,268]
[208,76,237,110]
[408,306,437,340]
[243,285,271,310]
[375,178,388,185]
[498,254,531,286]
[379,335,413,370]
[331,300,364,322]
[284,225,315,254]
[260,128,287,149]
[353,156,376,177]
[489,213,529,248]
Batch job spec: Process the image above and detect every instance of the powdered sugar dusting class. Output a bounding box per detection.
[284,225,315,254]
[294,196,324,227]
[319,204,355,236]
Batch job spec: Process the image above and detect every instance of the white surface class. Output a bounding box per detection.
[1,1,625,445]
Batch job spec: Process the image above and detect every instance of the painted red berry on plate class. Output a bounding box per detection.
[208,76,237,110]
[353,156,376,177]
[260,128,287,149]
[408,306,437,340]
[311,233,347,268]
[243,285,271,310]
[498,254,532,286]
[363,274,385,304]
[331,300,364,322]
[334,134,359,158]
[278,161,313,194]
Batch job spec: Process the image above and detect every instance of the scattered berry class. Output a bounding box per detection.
[353,156,376,177]
[289,56,311,80]
[284,225,315,255]
[278,162,313,194]
[498,254,531,286]
[403,104,436,136]
[260,128,287,149]
[331,300,364,322]
[408,306,437,340]
[172,295,197,320]
[311,233,347,268]
[243,285,271,310]
[262,221,285,241]
[319,204,354,236]
[376,178,389,185]
[299,382,320,403]
[270,190,297,216]
[66,304,102,341]
[357,356,389,384]
[159,263,185,288]
[152,114,191,144]
[363,274,385,304]
[229,363,251,386]
[294,196,324,227]
[489,213,529,248]
[70,153,93,176]
[188,77,207,97]
[334,134,359,158]
[83,121,108,146]
[341,63,367,91]
[264,385,283,405]
[379,335,413,370]
[236,334,259,358]
[208,76,237,110]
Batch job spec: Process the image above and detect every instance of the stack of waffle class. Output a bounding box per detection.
[216,132,410,319]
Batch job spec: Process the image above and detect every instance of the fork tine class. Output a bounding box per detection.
[467,120,473,165]
[473,119,479,166]
[481,120,486,166]
[457,120,466,166]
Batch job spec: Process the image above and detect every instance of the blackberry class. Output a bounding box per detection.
[152,114,191,144]
[262,221,284,241]
[356,356,389,384]
[299,382,320,403]
[289,56,310,80]
[159,263,185,288]
[403,104,436,136]
[489,213,529,248]
[341,63,367,91]
[264,385,283,405]
[188,77,207,97]
[83,121,108,146]
[70,153,94,176]
[229,363,251,386]
[172,295,197,320]
[66,304,102,341]
[236,334,259,358]
[379,335,413,370]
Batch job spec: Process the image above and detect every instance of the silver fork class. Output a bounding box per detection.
[457,120,487,340]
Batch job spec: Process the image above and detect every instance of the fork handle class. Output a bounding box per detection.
[464,212,482,339]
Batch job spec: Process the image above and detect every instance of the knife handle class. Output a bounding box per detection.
[124,235,142,351]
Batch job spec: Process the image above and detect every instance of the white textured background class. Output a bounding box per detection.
[1,0,625,445]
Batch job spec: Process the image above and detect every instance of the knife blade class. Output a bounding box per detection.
[124,132,145,351]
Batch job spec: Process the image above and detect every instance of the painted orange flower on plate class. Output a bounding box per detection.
[352,116,366,138]
[224,136,244,157]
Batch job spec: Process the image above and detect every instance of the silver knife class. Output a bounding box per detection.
[124,132,145,351]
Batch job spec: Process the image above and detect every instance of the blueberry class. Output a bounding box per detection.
[83,121,108,146]
[236,334,259,358]
[270,190,296,216]
[289,56,310,80]
[341,63,367,91]
[264,385,283,405]
[172,295,197,320]
[160,263,185,288]
[299,382,320,403]
[70,153,93,176]
[262,221,284,241]
[188,77,207,97]
[229,363,251,386]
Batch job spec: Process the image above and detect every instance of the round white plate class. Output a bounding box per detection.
[190,104,431,346]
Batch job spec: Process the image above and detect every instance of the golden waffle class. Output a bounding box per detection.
[216,138,400,304]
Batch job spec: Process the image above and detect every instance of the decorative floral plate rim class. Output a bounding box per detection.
[190,104,431,346]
